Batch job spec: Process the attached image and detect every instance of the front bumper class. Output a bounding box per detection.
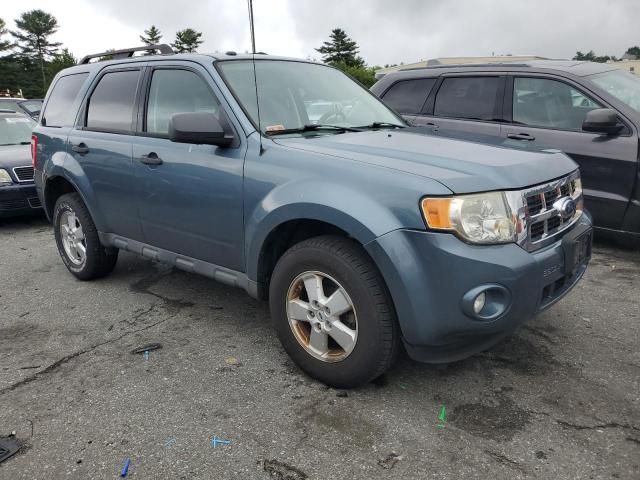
[365,213,593,363]
[0,183,42,217]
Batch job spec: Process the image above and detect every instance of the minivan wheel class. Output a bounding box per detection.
[269,235,399,388]
[53,193,118,280]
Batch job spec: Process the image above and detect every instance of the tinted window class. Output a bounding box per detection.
[434,77,500,120]
[146,69,220,136]
[382,78,437,114]
[87,70,140,132]
[513,77,604,131]
[41,73,88,127]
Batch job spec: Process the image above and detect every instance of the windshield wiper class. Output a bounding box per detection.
[265,124,360,136]
[355,122,406,129]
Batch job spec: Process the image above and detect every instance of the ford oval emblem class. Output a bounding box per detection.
[553,197,577,219]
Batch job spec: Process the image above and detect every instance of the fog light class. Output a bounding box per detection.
[473,292,486,314]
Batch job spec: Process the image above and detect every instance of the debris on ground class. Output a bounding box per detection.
[437,404,447,428]
[224,357,240,365]
[210,436,231,448]
[335,390,348,398]
[165,437,176,448]
[120,458,131,477]
[0,436,20,464]
[131,343,162,355]
[260,459,308,480]
[377,452,402,469]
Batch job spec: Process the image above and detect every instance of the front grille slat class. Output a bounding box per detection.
[13,166,34,182]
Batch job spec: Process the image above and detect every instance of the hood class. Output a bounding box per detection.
[273,129,577,193]
[0,144,32,171]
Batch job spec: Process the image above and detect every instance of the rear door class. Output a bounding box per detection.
[131,62,246,271]
[68,64,145,240]
[502,74,638,229]
[413,74,505,137]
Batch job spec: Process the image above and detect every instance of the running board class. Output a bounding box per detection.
[98,232,259,298]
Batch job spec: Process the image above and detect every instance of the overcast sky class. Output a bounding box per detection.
[2,0,638,65]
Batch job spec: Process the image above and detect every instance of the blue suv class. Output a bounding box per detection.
[33,45,592,387]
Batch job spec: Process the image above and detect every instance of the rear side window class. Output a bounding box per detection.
[434,77,501,120]
[86,70,140,132]
[382,78,437,114]
[42,73,88,127]
[145,69,220,136]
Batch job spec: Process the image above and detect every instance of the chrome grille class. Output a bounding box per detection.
[13,166,34,182]
[517,171,583,251]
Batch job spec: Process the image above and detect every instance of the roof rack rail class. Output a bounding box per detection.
[79,44,174,64]
[398,62,531,72]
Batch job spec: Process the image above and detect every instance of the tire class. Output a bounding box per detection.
[269,235,399,388]
[53,193,118,280]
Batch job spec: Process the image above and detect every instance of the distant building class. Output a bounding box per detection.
[375,55,549,79]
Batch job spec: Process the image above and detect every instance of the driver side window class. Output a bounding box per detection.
[513,77,603,131]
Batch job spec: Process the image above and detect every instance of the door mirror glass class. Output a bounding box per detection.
[582,108,624,135]
[168,112,233,146]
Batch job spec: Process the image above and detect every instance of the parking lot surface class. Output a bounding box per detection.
[0,216,638,479]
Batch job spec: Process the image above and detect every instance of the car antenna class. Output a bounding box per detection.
[247,0,264,155]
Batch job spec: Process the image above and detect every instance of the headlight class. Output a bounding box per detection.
[421,192,516,244]
[0,169,13,186]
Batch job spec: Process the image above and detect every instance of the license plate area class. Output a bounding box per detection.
[563,229,592,275]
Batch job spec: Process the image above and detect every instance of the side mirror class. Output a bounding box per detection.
[582,108,624,135]
[168,112,233,147]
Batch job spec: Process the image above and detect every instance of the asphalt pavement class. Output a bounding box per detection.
[0,215,638,479]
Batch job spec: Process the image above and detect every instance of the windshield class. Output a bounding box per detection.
[588,69,640,113]
[218,60,403,134]
[19,99,43,115]
[0,115,35,145]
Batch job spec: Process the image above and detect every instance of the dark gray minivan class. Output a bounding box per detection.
[372,61,640,243]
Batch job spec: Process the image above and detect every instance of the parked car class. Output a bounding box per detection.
[371,61,640,244]
[0,111,41,217]
[33,45,592,387]
[0,98,43,120]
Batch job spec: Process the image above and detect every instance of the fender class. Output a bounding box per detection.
[42,151,107,231]
[245,178,427,281]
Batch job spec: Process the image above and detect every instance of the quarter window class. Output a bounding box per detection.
[382,78,437,114]
[42,73,88,127]
[434,77,501,120]
[145,69,220,136]
[513,77,604,131]
[86,70,140,132]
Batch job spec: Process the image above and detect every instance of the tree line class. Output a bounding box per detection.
[0,9,205,99]
[573,46,640,63]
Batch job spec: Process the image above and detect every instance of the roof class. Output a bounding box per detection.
[377,59,619,80]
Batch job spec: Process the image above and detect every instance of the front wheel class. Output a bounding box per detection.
[53,193,118,280]
[269,235,399,388]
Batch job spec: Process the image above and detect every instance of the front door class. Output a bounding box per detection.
[503,75,638,229]
[132,63,246,271]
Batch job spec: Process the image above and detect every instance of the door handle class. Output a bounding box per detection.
[507,133,535,141]
[139,152,163,166]
[71,143,89,154]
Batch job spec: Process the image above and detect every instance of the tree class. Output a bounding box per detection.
[316,28,364,67]
[0,18,11,52]
[172,28,203,53]
[11,10,61,93]
[573,50,616,63]
[333,61,376,88]
[625,46,640,58]
[140,25,162,54]
[47,48,76,79]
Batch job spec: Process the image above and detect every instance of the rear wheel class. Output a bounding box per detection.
[53,193,118,280]
[269,235,399,388]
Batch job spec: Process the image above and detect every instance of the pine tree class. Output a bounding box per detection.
[0,18,11,52]
[11,10,62,93]
[172,28,203,53]
[140,25,162,55]
[315,28,364,68]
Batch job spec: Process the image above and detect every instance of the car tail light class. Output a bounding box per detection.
[31,134,38,168]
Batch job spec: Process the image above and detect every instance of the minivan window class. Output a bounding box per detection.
[434,77,500,120]
[382,78,437,114]
[146,69,220,136]
[41,73,88,127]
[86,70,140,132]
[513,77,603,131]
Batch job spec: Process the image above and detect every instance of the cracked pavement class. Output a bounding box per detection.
[0,216,638,479]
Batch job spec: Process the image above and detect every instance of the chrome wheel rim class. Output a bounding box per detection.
[286,271,358,363]
[60,210,86,266]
